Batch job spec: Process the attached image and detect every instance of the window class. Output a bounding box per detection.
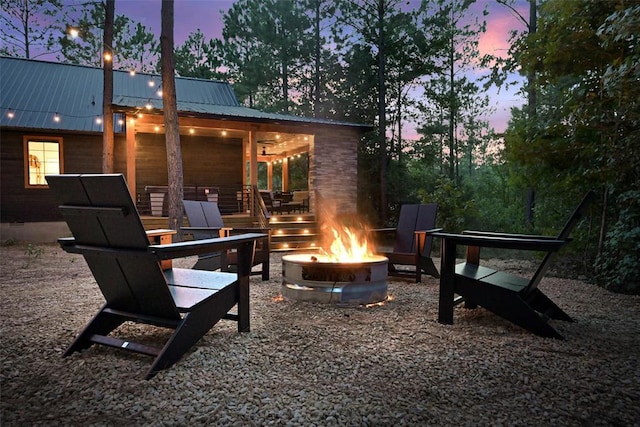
[24,136,63,187]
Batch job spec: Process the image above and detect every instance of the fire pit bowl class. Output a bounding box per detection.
[282,253,388,305]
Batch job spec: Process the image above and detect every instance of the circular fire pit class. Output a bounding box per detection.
[282,253,388,305]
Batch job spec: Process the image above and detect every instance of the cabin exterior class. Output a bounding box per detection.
[0,57,370,242]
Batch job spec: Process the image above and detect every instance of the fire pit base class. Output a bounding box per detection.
[282,254,388,305]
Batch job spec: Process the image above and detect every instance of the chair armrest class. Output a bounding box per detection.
[180,226,224,233]
[431,231,566,252]
[225,227,271,235]
[415,228,443,235]
[461,230,558,240]
[149,233,267,260]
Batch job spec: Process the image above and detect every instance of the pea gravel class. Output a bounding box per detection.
[1,243,639,426]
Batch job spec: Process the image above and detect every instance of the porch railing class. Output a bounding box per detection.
[138,184,270,226]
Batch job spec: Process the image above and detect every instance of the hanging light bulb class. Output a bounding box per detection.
[103,51,112,62]
[7,109,14,119]
[145,100,153,110]
[95,116,102,124]
[53,112,60,122]
[129,70,136,76]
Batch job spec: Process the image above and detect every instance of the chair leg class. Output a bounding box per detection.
[64,306,125,356]
[420,257,440,278]
[526,289,573,322]
[146,284,240,379]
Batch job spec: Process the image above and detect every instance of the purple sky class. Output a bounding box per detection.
[111,0,527,133]
[115,0,235,45]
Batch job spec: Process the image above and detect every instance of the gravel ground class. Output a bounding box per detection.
[1,242,639,426]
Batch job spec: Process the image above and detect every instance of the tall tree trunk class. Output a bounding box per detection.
[102,0,115,173]
[527,0,537,120]
[161,0,184,231]
[448,29,455,181]
[377,0,387,223]
[313,0,321,117]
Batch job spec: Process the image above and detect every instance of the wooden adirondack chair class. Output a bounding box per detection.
[182,200,271,280]
[431,191,596,339]
[46,174,265,379]
[371,204,440,282]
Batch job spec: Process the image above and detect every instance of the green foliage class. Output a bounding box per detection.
[502,0,640,293]
[56,2,158,70]
[595,191,640,294]
[24,243,44,259]
[174,29,223,79]
[419,177,476,233]
[1,238,19,246]
[0,0,66,59]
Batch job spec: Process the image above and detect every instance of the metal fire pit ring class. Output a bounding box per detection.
[281,253,388,305]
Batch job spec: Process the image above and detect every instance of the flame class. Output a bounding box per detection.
[322,224,374,263]
[365,294,394,308]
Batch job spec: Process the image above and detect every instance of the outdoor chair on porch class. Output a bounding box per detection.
[182,200,271,280]
[46,174,264,379]
[259,190,282,215]
[371,204,440,282]
[430,190,595,339]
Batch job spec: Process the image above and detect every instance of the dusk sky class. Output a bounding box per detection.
[85,0,528,133]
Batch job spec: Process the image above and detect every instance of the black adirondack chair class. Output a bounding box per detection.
[431,191,596,339]
[182,200,271,280]
[46,174,264,379]
[371,204,440,282]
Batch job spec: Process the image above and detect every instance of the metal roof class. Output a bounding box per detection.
[0,57,370,132]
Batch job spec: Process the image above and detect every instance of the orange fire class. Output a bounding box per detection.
[322,224,374,263]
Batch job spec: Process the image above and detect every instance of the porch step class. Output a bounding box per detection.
[141,213,321,252]
[269,213,320,252]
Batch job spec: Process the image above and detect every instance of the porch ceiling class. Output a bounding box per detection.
[133,121,311,158]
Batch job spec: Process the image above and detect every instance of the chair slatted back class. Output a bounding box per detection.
[525,190,596,294]
[394,204,438,255]
[183,199,221,240]
[46,174,181,319]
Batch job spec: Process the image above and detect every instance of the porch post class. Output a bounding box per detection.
[282,157,289,191]
[126,114,136,199]
[249,131,258,215]
[249,131,258,187]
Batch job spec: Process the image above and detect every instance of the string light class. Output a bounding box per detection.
[53,112,60,122]
[103,52,112,62]
[148,79,155,87]
[95,116,102,124]
[189,128,195,134]
[129,70,136,76]
[145,100,153,110]
[6,110,14,119]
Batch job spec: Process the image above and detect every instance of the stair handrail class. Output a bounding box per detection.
[252,185,270,229]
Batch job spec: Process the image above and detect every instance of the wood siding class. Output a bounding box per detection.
[1,129,243,223]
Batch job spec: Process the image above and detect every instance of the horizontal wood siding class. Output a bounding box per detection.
[1,129,244,223]
[0,129,121,222]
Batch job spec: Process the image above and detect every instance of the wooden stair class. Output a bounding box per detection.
[268,212,320,252]
[141,212,320,252]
